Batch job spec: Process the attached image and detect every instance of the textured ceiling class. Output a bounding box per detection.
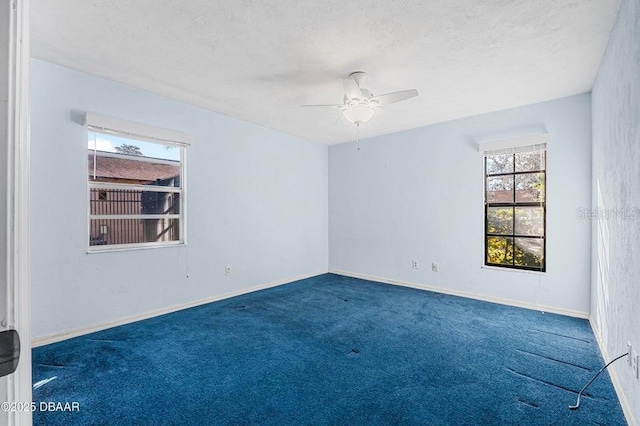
[31,0,620,144]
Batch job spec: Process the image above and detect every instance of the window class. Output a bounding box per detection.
[85,113,189,250]
[484,144,546,272]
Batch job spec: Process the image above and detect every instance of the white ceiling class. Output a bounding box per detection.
[31,0,620,145]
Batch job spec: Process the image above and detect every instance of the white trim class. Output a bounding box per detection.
[88,240,184,253]
[4,0,32,424]
[181,142,187,246]
[477,133,550,154]
[589,319,636,426]
[32,270,327,347]
[480,265,545,275]
[89,182,181,193]
[84,113,191,146]
[329,269,589,319]
[88,149,180,166]
[90,214,180,220]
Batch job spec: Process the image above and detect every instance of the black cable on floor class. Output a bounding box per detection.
[569,352,629,410]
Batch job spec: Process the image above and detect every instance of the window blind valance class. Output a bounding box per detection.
[84,113,191,147]
[477,133,549,156]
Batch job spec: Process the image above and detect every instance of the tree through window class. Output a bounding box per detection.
[485,149,546,271]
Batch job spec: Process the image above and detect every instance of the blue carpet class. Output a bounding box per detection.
[32,274,626,425]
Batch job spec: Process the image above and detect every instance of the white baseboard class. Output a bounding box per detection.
[589,319,636,426]
[32,270,327,348]
[329,269,589,319]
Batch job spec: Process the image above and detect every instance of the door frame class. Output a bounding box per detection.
[5,0,32,424]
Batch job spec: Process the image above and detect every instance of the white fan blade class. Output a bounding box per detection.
[372,89,418,106]
[301,104,344,108]
[343,79,363,100]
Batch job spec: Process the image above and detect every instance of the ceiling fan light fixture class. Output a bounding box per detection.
[343,106,375,125]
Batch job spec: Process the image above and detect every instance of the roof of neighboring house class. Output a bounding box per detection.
[88,151,179,183]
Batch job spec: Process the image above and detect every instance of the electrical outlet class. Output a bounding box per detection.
[412,260,419,269]
[628,342,633,366]
[225,266,232,276]
[432,262,439,272]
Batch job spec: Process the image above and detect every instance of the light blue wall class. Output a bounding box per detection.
[329,94,592,315]
[30,59,328,339]
[591,0,640,421]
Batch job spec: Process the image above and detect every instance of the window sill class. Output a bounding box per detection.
[481,265,545,275]
[87,242,186,254]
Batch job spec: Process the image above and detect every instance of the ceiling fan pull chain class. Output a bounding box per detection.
[356,123,361,151]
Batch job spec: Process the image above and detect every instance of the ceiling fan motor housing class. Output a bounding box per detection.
[348,71,368,86]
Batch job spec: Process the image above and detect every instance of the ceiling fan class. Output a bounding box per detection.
[302,71,419,126]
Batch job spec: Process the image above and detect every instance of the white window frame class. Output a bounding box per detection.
[84,113,190,252]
